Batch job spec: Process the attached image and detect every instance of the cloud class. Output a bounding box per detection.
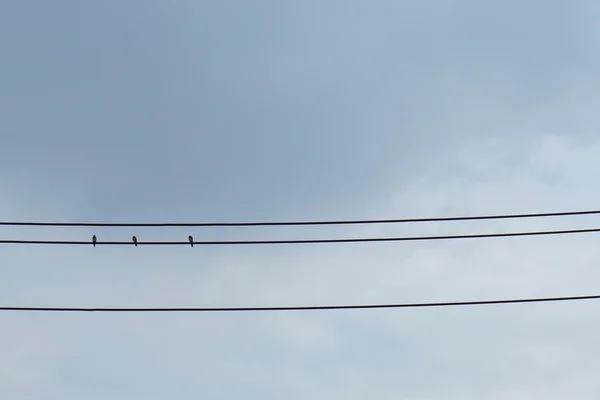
[3,132,600,399]
[2,1,600,399]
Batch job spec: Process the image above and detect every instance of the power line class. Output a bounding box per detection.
[2,227,600,246]
[1,209,599,227]
[2,294,600,312]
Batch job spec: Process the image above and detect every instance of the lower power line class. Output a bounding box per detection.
[2,294,599,312]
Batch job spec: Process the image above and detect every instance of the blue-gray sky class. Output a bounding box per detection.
[2,1,600,398]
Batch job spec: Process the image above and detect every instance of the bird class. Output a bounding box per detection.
[188,235,194,247]
[132,236,138,247]
[92,235,97,247]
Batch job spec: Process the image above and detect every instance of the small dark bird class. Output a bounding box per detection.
[92,235,97,247]
[188,235,194,247]
[132,236,138,247]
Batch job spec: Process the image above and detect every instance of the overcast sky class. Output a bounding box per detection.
[2,1,600,398]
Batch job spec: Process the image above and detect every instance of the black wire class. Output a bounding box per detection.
[2,294,599,312]
[1,209,599,227]
[2,227,600,246]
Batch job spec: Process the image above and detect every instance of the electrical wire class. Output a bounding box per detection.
[2,294,600,312]
[2,227,600,246]
[1,209,599,227]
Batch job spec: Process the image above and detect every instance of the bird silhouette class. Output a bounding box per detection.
[132,236,138,247]
[188,235,194,247]
[92,235,97,247]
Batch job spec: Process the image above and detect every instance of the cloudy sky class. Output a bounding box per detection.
[2,1,600,398]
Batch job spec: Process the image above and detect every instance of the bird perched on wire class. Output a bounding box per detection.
[92,235,97,247]
[132,236,138,247]
[188,235,194,247]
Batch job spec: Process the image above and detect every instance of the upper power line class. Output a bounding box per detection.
[2,227,600,246]
[1,293,599,312]
[1,209,600,228]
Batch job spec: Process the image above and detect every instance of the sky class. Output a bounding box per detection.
[2,0,600,398]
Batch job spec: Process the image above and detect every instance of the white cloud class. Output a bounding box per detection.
[3,132,600,399]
